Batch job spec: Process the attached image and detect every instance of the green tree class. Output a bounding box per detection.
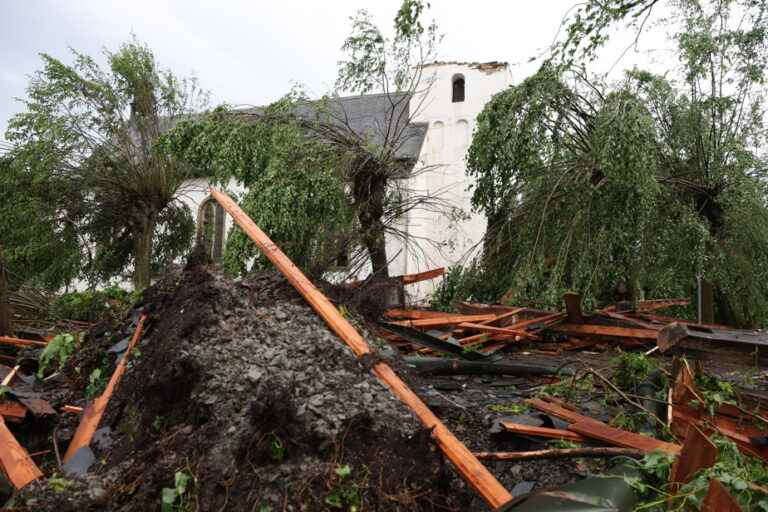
[161,99,353,276]
[5,38,207,290]
[463,1,768,326]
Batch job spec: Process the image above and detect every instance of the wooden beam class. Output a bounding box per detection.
[63,315,147,464]
[0,415,42,488]
[501,421,586,442]
[525,398,596,425]
[384,309,453,320]
[60,405,83,414]
[389,314,497,328]
[0,336,46,348]
[568,420,681,455]
[474,447,644,461]
[209,187,513,509]
[0,401,27,420]
[398,267,444,285]
[548,323,658,340]
[458,322,538,339]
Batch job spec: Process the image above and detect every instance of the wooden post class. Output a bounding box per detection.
[209,187,513,509]
[563,292,584,324]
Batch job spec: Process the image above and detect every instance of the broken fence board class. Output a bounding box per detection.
[568,420,681,455]
[63,314,147,464]
[501,422,586,443]
[525,398,597,425]
[389,314,497,329]
[0,415,42,489]
[0,336,47,348]
[548,323,658,340]
[210,187,513,509]
[0,401,27,420]
[458,322,538,339]
[398,267,444,285]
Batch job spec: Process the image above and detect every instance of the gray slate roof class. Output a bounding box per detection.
[240,92,427,162]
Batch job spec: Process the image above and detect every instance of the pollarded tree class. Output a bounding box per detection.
[5,38,207,290]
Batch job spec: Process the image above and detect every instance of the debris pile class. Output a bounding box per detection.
[1,189,767,511]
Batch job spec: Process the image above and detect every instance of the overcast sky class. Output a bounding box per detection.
[0,1,673,139]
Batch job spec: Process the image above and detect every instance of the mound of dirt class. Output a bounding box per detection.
[16,267,474,511]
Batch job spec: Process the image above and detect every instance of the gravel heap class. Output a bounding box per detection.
[15,267,473,511]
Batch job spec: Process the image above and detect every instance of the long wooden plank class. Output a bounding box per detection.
[384,309,453,320]
[501,421,586,442]
[389,314,497,328]
[0,336,47,348]
[63,315,147,463]
[398,267,444,285]
[210,187,512,508]
[0,401,27,420]
[0,415,42,488]
[525,398,598,424]
[569,420,681,455]
[548,323,658,339]
[458,322,538,339]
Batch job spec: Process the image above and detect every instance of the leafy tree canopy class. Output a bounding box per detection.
[160,98,353,276]
[462,0,768,326]
[5,38,207,290]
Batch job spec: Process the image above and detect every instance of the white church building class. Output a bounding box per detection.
[179,61,513,299]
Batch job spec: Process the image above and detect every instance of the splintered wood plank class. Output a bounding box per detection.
[399,267,444,284]
[0,401,27,420]
[210,187,513,509]
[701,479,742,512]
[458,322,538,339]
[0,336,47,348]
[670,424,718,488]
[501,421,586,442]
[384,309,454,320]
[63,314,147,464]
[548,323,658,340]
[389,314,497,328]
[569,420,681,455]
[525,398,597,424]
[0,415,42,488]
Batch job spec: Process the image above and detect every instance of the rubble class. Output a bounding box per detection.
[0,191,767,510]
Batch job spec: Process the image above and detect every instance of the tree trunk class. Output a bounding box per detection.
[353,170,389,278]
[132,218,156,291]
[0,245,10,336]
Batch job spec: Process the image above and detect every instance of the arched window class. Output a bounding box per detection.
[452,74,465,103]
[197,197,226,261]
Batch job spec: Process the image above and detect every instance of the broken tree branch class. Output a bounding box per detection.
[474,447,645,461]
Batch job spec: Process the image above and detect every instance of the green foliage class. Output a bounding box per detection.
[693,373,737,416]
[161,101,353,276]
[611,351,658,391]
[549,439,579,449]
[161,470,193,512]
[85,367,107,399]
[487,402,528,414]
[38,333,78,377]
[0,156,82,289]
[5,37,206,290]
[541,374,595,402]
[627,437,768,510]
[467,54,768,324]
[48,474,73,492]
[325,465,361,510]
[49,284,132,322]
